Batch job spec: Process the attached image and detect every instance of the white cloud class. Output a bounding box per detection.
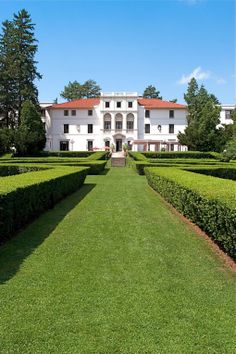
[178,67,210,85]
[215,77,226,85]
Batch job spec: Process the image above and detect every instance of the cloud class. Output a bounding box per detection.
[178,67,210,85]
[215,77,226,85]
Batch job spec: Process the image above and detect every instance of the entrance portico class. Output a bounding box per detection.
[113,133,126,152]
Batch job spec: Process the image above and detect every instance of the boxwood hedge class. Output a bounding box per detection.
[142,151,221,159]
[0,165,88,242]
[145,167,236,259]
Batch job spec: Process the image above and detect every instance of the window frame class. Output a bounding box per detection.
[169,124,174,134]
[87,140,93,151]
[64,124,69,134]
[145,124,150,134]
[116,101,122,108]
[88,109,93,116]
[145,110,150,118]
[169,110,174,118]
[88,124,93,134]
[105,101,110,108]
[71,110,76,116]
[128,101,133,108]
[64,110,69,116]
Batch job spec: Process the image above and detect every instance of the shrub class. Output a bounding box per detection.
[184,166,236,181]
[0,165,88,242]
[145,167,236,258]
[142,151,221,159]
[128,152,147,161]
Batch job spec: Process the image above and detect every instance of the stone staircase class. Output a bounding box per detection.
[111,152,126,167]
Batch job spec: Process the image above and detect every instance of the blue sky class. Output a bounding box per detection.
[0,0,235,103]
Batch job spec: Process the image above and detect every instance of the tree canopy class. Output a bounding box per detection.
[14,100,45,156]
[178,78,222,151]
[61,80,101,101]
[0,9,41,127]
[142,85,162,99]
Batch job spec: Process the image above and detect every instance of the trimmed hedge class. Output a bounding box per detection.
[0,165,89,242]
[128,151,148,161]
[15,150,96,158]
[145,167,236,258]
[184,167,236,181]
[0,165,45,177]
[142,151,221,159]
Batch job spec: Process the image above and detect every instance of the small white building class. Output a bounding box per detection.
[40,93,235,152]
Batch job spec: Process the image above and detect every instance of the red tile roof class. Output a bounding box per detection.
[50,98,100,109]
[49,97,186,110]
[138,98,186,109]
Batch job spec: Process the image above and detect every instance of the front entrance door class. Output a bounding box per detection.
[116,139,122,152]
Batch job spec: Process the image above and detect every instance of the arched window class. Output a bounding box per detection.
[104,113,111,131]
[115,113,123,131]
[127,113,134,131]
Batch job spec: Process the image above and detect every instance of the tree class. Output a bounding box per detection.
[61,79,101,101]
[170,98,177,103]
[0,9,41,126]
[178,78,221,151]
[143,85,162,99]
[0,20,17,127]
[14,101,45,156]
[0,128,13,154]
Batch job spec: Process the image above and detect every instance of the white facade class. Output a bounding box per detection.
[40,94,235,152]
[219,104,235,126]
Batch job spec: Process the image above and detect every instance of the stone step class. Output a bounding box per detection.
[111,157,126,167]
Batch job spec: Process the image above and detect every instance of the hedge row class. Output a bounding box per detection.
[128,152,147,161]
[54,161,107,174]
[184,166,236,181]
[131,160,229,175]
[0,165,45,177]
[0,165,89,242]
[142,151,221,159]
[145,167,236,258]
[15,150,96,158]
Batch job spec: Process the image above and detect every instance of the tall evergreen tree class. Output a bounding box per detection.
[178,78,221,151]
[0,20,16,127]
[143,85,162,99]
[0,9,41,126]
[12,9,41,123]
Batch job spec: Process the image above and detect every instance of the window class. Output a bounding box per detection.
[127,120,134,131]
[145,124,150,133]
[225,110,232,119]
[71,110,76,116]
[145,110,150,118]
[169,124,174,134]
[116,101,121,108]
[60,141,69,151]
[88,110,93,116]
[64,110,69,116]
[170,143,175,151]
[64,124,69,133]
[88,140,93,151]
[88,124,93,133]
[104,121,111,130]
[128,101,133,108]
[115,120,122,130]
[105,101,110,108]
[169,110,174,118]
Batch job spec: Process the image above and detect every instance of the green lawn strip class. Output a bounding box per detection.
[0,167,235,353]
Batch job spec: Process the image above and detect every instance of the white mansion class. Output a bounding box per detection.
[40,92,235,152]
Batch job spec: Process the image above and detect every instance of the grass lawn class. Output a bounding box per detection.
[0,166,235,353]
